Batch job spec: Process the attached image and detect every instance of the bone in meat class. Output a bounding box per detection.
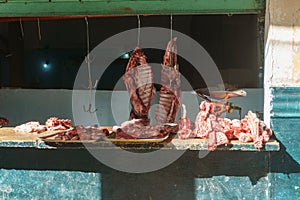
[156,38,181,124]
[178,104,195,139]
[123,47,155,125]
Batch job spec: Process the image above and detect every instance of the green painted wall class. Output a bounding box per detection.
[0,0,264,17]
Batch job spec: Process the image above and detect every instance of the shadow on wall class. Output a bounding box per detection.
[0,143,299,199]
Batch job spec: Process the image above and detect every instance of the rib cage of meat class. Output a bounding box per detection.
[123,47,155,125]
[156,37,181,124]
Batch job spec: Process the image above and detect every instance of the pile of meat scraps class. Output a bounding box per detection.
[178,101,273,151]
[14,117,72,133]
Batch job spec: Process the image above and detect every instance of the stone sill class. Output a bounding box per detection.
[0,127,280,151]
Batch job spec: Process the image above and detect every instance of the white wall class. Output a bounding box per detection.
[264,0,300,124]
[0,89,263,126]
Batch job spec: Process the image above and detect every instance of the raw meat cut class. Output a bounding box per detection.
[123,47,155,126]
[156,37,181,124]
[45,117,73,131]
[54,125,108,141]
[0,117,9,127]
[14,117,74,133]
[177,104,195,139]
[189,101,273,150]
[113,119,177,139]
[14,121,46,133]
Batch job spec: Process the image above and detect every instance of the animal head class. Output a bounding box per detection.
[234,89,247,97]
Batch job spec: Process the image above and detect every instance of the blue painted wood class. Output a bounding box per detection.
[271,87,300,117]
[271,118,300,164]
[269,173,300,199]
[0,169,101,199]
[194,176,269,199]
[271,87,300,164]
[270,87,300,199]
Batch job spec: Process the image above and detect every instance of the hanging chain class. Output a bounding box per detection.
[85,17,92,92]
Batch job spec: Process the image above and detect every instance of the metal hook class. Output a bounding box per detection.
[83,104,97,114]
[83,16,97,114]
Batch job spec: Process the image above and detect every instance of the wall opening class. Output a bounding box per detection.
[0,15,263,90]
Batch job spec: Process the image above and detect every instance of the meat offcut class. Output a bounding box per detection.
[178,101,273,151]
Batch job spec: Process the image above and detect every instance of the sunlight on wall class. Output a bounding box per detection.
[194,176,269,200]
[0,169,101,199]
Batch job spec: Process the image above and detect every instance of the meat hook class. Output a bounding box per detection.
[83,17,97,114]
[83,104,97,114]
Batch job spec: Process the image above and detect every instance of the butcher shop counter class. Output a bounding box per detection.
[0,127,280,151]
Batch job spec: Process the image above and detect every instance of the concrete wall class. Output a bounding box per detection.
[264,0,300,124]
[265,0,300,87]
[265,0,300,161]
[264,0,300,199]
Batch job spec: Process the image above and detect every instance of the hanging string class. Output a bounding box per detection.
[83,17,97,113]
[37,18,41,40]
[19,18,24,39]
[137,15,141,47]
[170,14,173,40]
[85,17,92,91]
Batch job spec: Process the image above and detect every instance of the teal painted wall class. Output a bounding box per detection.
[0,147,298,199]
[269,87,300,200]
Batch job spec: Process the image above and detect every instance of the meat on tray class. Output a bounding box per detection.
[45,117,72,131]
[14,121,47,133]
[112,119,178,139]
[13,117,73,133]
[156,37,181,124]
[122,47,155,126]
[54,125,109,141]
[179,101,273,151]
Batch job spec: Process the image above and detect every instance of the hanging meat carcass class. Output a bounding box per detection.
[156,37,181,124]
[123,47,155,126]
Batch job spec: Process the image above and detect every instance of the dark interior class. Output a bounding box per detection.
[0,15,261,89]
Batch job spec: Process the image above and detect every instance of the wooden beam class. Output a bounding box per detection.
[0,0,265,17]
